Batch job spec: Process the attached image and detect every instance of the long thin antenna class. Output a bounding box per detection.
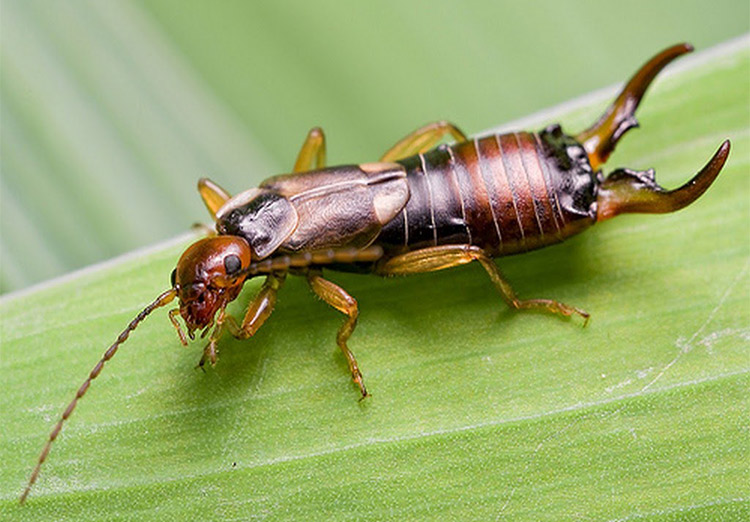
[20,288,177,504]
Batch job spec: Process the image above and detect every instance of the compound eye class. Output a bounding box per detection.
[223,254,242,276]
[170,268,177,288]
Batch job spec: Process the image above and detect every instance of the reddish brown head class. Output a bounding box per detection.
[172,236,253,335]
[20,235,255,505]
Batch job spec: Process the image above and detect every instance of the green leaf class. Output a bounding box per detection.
[2,41,748,521]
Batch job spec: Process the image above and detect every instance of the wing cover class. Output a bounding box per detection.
[261,163,409,252]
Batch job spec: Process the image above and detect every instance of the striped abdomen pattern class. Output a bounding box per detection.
[376,128,597,256]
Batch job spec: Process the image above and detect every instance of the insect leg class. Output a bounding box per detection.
[376,244,477,274]
[380,120,468,162]
[293,127,327,173]
[224,273,286,339]
[197,178,232,220]
[377,245,589,324]
[307,269,369,399]
[473,253,590,325]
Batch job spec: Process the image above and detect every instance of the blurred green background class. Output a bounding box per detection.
[1,0,749,293]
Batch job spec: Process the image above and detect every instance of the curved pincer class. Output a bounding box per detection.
[596,140,730,221]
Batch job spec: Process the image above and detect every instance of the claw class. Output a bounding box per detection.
[577,43,693,170]
[596,140,730,221]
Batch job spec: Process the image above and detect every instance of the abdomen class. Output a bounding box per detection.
[375,127,598,257]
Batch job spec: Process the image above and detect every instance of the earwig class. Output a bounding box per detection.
[21,43,730,503]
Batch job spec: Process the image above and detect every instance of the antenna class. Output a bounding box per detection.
[20,288,177,504]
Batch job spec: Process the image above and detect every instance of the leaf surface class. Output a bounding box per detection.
[1,41,749,521]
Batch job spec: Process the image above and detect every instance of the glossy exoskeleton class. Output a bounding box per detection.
[21,43,730,503]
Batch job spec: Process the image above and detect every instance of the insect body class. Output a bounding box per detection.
[21,43,730,503]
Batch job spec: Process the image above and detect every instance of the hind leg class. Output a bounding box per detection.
[380,120,468,162]
[377,245,589,324]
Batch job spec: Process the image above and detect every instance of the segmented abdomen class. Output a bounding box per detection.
[376,130,597,256]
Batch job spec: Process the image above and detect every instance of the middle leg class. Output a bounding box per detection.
[307,269,369,399]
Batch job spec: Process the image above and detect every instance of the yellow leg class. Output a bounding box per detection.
[377,245,589,324]
[380,120,468,162]
[293,127,327,173]
[224,273,286,339]
[307,269,369,399]
[197,273,286,368]
[197,178,231,220]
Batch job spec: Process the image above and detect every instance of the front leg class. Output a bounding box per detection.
[293,127,327,173]
[224,273,286,340]
[198,273,287,369]
[197,178,232,220]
